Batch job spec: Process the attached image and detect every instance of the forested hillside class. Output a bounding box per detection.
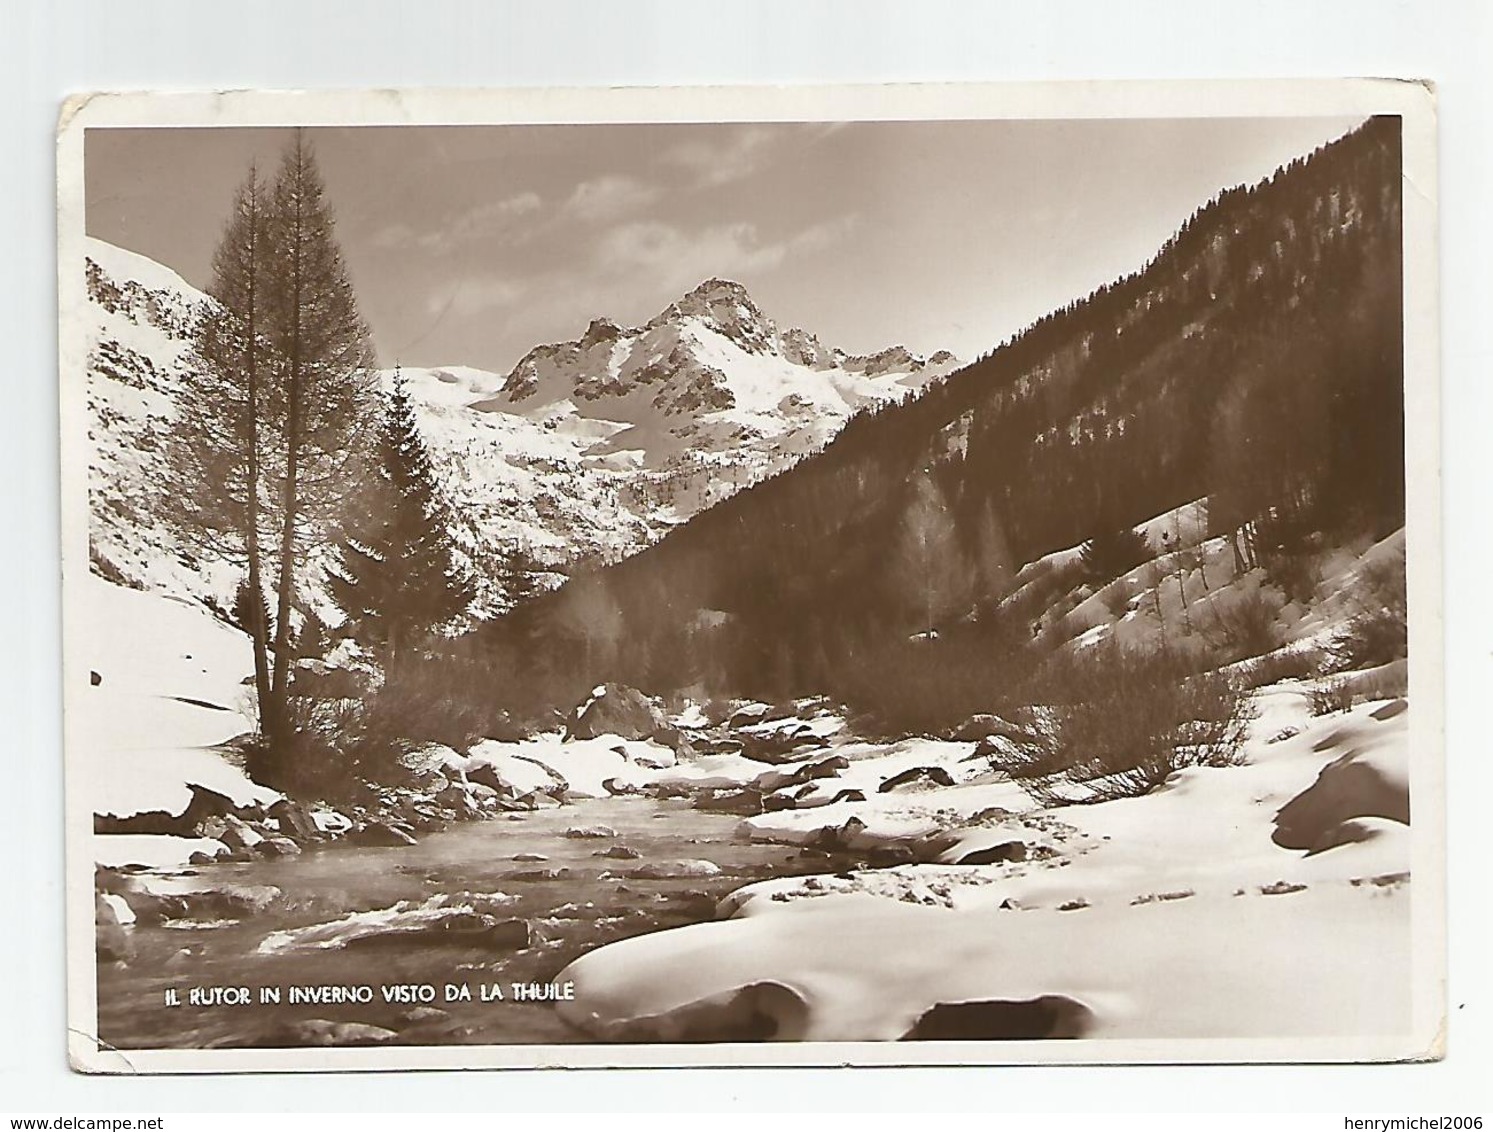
[448,117,1403,719]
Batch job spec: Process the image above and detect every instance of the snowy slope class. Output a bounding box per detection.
[84,238,241,609]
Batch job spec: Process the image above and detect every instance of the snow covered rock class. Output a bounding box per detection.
[273,1021,398,1047]
[346,820,418,848]
[1272,709,1411,850]
[565,684,667,741]
[94,892,132,964]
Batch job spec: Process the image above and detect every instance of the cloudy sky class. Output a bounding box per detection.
[85,116,1361,374]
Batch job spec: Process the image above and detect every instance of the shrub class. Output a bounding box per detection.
[1100,580,1133,620]
[1324,554,1408,672]
[826,624,1029,738]
[1199,587,1279,660]
[1262,550,1321,606]
[88,540,134,588]
[1002,643,1255,804]
[1239,644,1324,688]
[1309,679,1355,717]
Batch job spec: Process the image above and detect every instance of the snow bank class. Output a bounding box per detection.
[560,884,1408,1042]
[737,738,1032,845]
[558,690,1415,1043]
[75,575,279,823]
[94,834,228,872]
[465,733,675,798]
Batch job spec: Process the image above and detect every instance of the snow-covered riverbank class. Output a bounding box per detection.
[82,572,1416,1050]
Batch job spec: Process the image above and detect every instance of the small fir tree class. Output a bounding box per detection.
[1079,525,1152,585]
[328,372,475,668]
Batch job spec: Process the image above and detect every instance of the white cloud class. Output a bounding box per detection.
[425,273,524,319]
[662,125,779,188]
[561,175,661,223]
[421,213,860,359]
[425,191,542,250]
[375,192,543,254]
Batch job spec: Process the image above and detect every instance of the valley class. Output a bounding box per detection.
[77,114,1418,1054]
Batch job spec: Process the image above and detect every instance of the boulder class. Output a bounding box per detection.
[738,724,830,764]
[347,820,418,848]
[803,754,850,779]
[878,765,956,793]
[692,736,745,757]
[787,788,866,810]
[219,814,264,854]
[726,702,775,729]
[954,840,1029,866]
[464,763,509,795]
[341,914,530,952]
[752,754,850,794]
[566,683,666,741]
[100,891,136,926]
[563,824,617,840]
[275,1020,398,1047]
[1273,743,1410,851]
[694,788,764,815]
[866,844,919,868]
[95,892,132,963]
[652,725,687,750]
[434,784,481,818]
[810,815,868,852]
[594,845,642,860]
[397,1006,449,1027]
[311,809,354,836]
[196,815,230,841]
[507,867,572,882]
[255,836,302,859]
[267,799,320,843]
[624,859,722,880]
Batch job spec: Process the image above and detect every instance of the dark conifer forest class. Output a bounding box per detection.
[445,116,1403,722]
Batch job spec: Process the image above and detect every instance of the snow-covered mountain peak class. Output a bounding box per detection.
[83,237,960,618]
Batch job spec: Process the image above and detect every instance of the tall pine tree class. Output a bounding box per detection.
[167,165,276,727]
[328,371,475,668]
[261,130,378,747]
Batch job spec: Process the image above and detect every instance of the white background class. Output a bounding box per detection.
[3,0,1488,1114]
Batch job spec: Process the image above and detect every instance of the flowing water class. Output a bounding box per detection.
[96,797,841,1049]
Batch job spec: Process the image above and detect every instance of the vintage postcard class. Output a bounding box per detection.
[58,80,1442,1073]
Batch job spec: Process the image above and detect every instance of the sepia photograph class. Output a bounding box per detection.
[57,81,1441,1072]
